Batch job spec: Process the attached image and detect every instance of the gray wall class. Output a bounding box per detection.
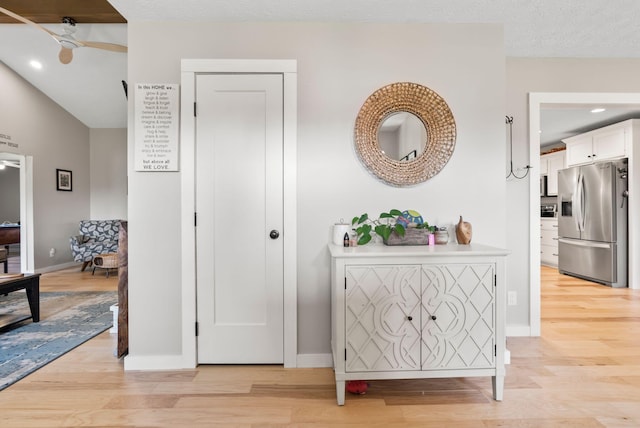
[506,58,640,330]
[127,22,507,361]
[90,128,127,220]
[0,63,128,270]
[0,166,19,222]
[0,62,90,269]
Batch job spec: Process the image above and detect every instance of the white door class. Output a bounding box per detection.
[195,73,284,364]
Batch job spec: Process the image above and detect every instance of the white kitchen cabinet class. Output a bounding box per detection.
[540,151,566,195]
[540,218,559,267]
[330,243,509,405]
[564,120,632,166]
[540,156,549,175]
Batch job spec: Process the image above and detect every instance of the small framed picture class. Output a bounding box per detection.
[56,169,72,191]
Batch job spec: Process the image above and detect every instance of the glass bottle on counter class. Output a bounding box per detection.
[349,229,358,247]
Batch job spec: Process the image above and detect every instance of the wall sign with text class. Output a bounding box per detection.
[0,132,19,150]
[134,83,179,171]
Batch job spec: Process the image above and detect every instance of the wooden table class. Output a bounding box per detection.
[0,273,41,329]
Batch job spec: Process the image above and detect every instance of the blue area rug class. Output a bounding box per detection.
[0,291,117,391]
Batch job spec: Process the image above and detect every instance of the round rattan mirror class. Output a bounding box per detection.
[354,82,456,186]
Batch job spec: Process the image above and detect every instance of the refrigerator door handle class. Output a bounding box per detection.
[579,172,587,231]
[574,172,583,232]
[558,238,612,249]
[575,173,584,232]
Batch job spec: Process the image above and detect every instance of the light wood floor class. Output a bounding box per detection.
[1,265,639,427]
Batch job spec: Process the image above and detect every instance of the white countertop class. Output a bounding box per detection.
[328,242,510,258]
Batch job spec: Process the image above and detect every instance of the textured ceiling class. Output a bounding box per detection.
[1,0,640,130]
[109,0,640,58]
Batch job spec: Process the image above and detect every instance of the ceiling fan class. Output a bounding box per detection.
[0,6,127,64]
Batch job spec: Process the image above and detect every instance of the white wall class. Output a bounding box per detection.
[0,62,91,270]
[505,58,640,330]
[90,128,127,220]
[126,22,506,362]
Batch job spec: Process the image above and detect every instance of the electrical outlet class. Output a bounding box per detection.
[49,248,56,257]
[507,291,517,306]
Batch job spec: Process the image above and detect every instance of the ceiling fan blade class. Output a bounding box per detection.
[81,41,128,53]
[0,6,59,38]
[59,47,73,64]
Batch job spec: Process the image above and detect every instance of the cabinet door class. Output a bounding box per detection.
[541,244,559,266]
[345,265,421,372]
[540,219,558,246]
[421,264,495,370]
[565,135,593,166]
[592,127,626,161]
[539,156,549,175]
[546,152,565,196]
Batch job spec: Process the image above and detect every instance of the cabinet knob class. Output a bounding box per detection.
[407,316,413,321]
[269,230,280,239]
[431,315,437,321]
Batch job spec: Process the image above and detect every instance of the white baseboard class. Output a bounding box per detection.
[124,353,333,371]
[35,261,78,274]
[296,353,333,368]
[124,354,193,371]
[507,325,534,337]
[124,351,505,370]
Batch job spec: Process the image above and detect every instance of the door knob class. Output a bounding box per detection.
[270,230,280,239]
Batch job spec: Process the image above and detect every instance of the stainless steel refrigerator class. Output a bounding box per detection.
[557,159,628,288]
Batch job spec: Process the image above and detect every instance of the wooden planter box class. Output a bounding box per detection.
[383,228,430,246]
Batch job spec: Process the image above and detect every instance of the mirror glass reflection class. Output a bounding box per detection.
[377,112,428,161]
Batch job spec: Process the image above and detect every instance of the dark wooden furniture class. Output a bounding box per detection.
[0,225,20,251]
[0,248,7,273]
[0,273,40,329]
[117,220,128,358]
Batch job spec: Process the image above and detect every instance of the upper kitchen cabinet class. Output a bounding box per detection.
[564,120,638,167]
[540,150,565,195]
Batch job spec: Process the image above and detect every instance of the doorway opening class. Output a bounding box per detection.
[529,92,640,336]
[0,152,35,273]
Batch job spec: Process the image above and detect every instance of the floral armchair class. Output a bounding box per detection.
[69,220,121,271]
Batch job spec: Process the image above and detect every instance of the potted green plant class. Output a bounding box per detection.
[352,209,436,245]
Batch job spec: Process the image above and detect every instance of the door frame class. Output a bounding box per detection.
[0,152,35,273]
[528,92,640,336]
[180,59,298,368]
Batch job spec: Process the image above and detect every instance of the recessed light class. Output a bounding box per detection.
[29,60,43,70]
[591,108,606,113]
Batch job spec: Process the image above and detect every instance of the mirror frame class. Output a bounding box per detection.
[354,82,456,186]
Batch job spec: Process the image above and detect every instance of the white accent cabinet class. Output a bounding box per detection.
[329,243,509,405]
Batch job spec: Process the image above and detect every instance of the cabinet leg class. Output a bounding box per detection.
[335,380,345,406]
[492,375,504,401]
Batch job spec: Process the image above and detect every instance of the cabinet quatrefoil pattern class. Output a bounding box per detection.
[345,264,495,373]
